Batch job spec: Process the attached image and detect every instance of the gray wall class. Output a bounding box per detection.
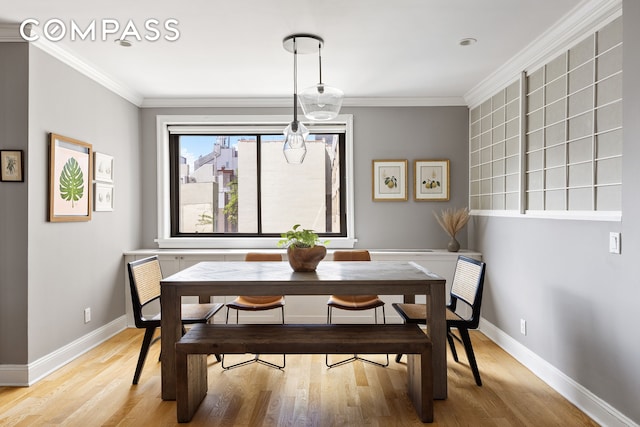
[0,44,141,364]
[139,106,469,250]
[3,4,636,422]
[0,43,29,363]
[468,1,639,423]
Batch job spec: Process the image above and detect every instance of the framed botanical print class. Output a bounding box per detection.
[0,150,24,182]
[49,133,93,222]
[414,159,450,201]
[372,159,408,201]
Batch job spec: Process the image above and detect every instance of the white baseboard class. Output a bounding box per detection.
[479,318,637,427]
[0,316,127,386]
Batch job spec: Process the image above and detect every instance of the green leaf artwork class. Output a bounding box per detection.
[59,157,84,208]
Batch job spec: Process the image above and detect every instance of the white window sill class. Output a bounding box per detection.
[470,209,621,222]
[155,237,358,249]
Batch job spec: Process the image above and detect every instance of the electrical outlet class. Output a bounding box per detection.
[520,318,527,335]
[84,307,91,324]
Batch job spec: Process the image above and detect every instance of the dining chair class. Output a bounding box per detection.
[222,252,285,370]
[393,255,487,385]
[326,249,389,368]
[127,256,224,385]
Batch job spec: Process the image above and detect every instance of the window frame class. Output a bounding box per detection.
[156,114,356,248]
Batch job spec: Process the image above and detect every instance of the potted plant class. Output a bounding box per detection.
[278,224,328,272]
[434,207,470,252]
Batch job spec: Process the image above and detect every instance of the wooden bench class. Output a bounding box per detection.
[175,323,433,423]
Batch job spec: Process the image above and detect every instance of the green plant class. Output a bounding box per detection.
[223,179,238,225]
[59,157,85,208]
[278,224,328,248]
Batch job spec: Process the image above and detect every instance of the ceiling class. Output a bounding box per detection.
[0,0,586,105]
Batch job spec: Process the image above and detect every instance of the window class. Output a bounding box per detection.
[156,115,355,248]
[469,15,622,220]
[525,16,622,213]
[469,80,522,212]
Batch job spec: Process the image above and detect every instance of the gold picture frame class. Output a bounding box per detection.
[0,150,24,182]
[414,159,450,201]
[372,159,408,201]
[49,133,93,222]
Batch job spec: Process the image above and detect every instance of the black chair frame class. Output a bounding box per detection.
[128,256,223,384]
[394,255,486,386]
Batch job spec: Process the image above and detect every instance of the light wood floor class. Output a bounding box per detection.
[0,328,597,426]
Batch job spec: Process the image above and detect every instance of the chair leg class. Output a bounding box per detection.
[222,353,285,370]
[326,306,389,368]
[447,327,459,362]
[221,306,285,371]
[133,327,157,385]
[458,327,482,386]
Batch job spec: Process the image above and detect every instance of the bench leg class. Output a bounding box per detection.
[407,350,433,423]
[176,352,208,423]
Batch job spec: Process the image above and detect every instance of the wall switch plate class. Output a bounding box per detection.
[609,232,621,254]
[84,307,91,323]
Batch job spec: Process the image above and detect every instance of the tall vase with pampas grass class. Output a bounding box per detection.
[434,207,470,252]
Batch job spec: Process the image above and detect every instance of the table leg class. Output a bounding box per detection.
[427,283,447,399]
[402,294,416,304]
[161,285,181,401]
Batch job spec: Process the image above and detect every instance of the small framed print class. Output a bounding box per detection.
[414,159,450,201]
[0,150,24,182]
[94,183,114,211]
[372,159,408,201]
[94,152,113,183]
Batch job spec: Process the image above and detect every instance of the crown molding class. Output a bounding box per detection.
[0,24,24,41]
[343,96,466,107]
[140,96,466,108]
[141,97,291,108]
[1,23,144,106]
[30,37,144,106]
[464,0,622,108]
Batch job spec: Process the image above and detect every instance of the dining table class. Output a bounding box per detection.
[160,260,447,401]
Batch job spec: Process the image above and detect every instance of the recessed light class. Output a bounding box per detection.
[459,38,477,47]
[115,38,132,47]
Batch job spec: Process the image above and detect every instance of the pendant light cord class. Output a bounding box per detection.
[292,37,298,130]
[318,41,323,85]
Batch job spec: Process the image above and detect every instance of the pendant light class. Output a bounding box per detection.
[282,34,344,163]
[282,35,308,164]
[299,39,344,121]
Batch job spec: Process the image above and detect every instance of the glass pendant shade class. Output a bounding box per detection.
[299,83,344,121]
[282,121,309,164]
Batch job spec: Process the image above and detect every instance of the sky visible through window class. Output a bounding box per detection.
[180,135,284,172]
